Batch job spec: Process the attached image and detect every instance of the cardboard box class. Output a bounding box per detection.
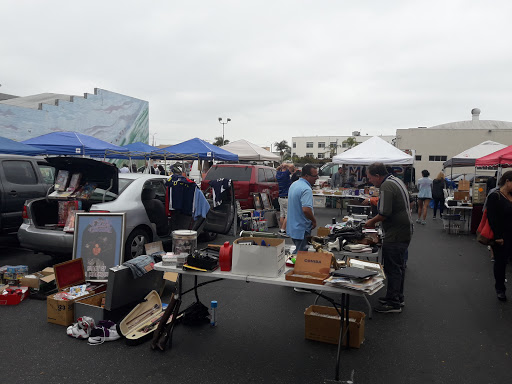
[232,237,285,277]
[285,251,331,285]
[20,268,55,291]
[458,179,470,191]
[0,286,30,305]
[47,259,105,326]
[454,191,470,201]
[304,305,365,348]
[313,196,326,208]
[317,227,331,237]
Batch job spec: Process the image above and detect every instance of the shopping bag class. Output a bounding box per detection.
[476,209,494,246]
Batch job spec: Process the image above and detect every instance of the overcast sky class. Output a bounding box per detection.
[2,0,512,148]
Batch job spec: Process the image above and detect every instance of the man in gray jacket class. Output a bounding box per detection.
[330,166,345,188]
[365,162,412,313]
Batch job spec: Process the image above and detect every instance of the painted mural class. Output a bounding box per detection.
[0,88,149,146]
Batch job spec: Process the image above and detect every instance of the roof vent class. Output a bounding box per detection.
[352,131,360,136]
[471,108,481,121]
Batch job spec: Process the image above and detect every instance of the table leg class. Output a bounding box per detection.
[334,293,350,382]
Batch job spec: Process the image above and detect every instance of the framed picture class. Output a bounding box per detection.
[73,213,126,282]
[253,193,263,210]
[260,192,271,210]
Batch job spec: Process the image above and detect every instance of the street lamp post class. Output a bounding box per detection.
[218,117,231,145]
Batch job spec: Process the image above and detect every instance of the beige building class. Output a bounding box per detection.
[395,109,512,180]
[292,133,395,159]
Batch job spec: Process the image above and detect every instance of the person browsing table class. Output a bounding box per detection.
[364,162,413,313]
[286,164,318,253]
[276,163,294,237]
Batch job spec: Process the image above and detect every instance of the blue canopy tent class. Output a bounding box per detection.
[22,131,129,158]
[153,138,238,161]
[0,136,45,156]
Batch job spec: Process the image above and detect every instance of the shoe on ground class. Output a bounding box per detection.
[421,220,426,225]
[88,320,121,345]
[415,219,421,224]
[432,216,436,220]
[378,297,405,307]
[497,292,507,301]
[374,303,402,313]
[278,230,290,238]
[294,287,310,293]
[66,316,96,339]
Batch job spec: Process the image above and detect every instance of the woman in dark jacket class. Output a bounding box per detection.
[486,170,512,301]
[432,172,446,219]
[157,165,166,176]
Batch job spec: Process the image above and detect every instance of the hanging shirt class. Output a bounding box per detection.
[166,175,198,215]
[209,178,231,207]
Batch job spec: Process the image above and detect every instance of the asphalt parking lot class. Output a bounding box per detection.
[1,208,511,384]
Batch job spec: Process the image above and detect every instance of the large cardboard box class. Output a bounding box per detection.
[232,237,285,277]
[47,259,105,326]
[20,267,55,291]
[285,251,331,285]
[313,196,326,208]
[458,179,470,191]
[454,191,470,201]
[304,305,365,348]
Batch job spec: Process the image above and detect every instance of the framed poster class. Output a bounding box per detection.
[73,213,126,282]
[260,192,271,210]
[253,193,263,210]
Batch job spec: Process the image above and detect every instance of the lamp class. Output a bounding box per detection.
[218,117,231,145]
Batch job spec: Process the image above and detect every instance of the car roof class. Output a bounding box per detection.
[119,173,168,180]
[211,163,275,169]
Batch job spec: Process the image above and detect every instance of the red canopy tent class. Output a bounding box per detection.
[475,145,512,167]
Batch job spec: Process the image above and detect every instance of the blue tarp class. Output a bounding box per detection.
[0,136,45,156]
[154,138,238,161]
[22,131,129,158]
[122,142,160,153]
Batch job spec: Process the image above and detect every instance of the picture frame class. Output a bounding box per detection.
[253,193,263,210]
[260,192,271,210]
[73,213,126,282]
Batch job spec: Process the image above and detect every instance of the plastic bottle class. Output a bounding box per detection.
[219,241,232,271]
[210,300,218,326]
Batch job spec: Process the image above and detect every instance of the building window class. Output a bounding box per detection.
[318,142,325,148]
[292,152,295,157]
[306,142,313,148]
[293,142,296,148]
[318,153,325,159]
[342,142,348,148]
[415,155,422,161]
[306,153,313,157]
[330,142,337,148]
[428,155,448,161]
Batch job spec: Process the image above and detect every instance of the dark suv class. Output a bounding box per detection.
[0,155,54,233]
[201,164,279,209]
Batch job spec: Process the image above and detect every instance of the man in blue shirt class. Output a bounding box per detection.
[286,164,318,253]
[276,163,294,237]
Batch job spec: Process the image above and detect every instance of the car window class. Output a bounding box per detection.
[2,160,38,185]
[144,180,166,201]
[118,178,135,194]
[258,169,266,182]
[264,168,276,182]
[38,164,55,184]
[205,166,252,181]
[89,188,119,203]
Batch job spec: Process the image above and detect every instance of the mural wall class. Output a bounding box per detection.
[0,88,149,146]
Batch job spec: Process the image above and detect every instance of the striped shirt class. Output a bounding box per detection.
[377,175,413,243]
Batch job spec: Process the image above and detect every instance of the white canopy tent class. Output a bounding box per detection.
[442,140,506,169]
[332,136,413,165]
[221,139,280,162]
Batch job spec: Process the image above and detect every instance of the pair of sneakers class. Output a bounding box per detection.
[66,317,120,344]
[375,297,405,313]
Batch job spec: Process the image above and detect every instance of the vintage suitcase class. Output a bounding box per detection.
[47,258,106,326]
[119,290,173,346]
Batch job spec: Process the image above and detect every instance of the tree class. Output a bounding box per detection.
[342,137,359,150]
[213,136,229,146]
[274,140,291,162]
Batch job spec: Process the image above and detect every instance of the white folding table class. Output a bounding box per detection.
[154,262,382,382]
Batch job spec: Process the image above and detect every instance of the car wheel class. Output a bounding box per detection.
[125,228,150,261]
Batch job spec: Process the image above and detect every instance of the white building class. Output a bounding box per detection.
[395,109,512,180]
[291,133,395,159]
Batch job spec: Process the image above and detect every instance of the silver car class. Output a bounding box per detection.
[17,158,202,260]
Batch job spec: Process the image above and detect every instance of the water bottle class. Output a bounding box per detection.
[210,300,218,326]
[332,217,336,225]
